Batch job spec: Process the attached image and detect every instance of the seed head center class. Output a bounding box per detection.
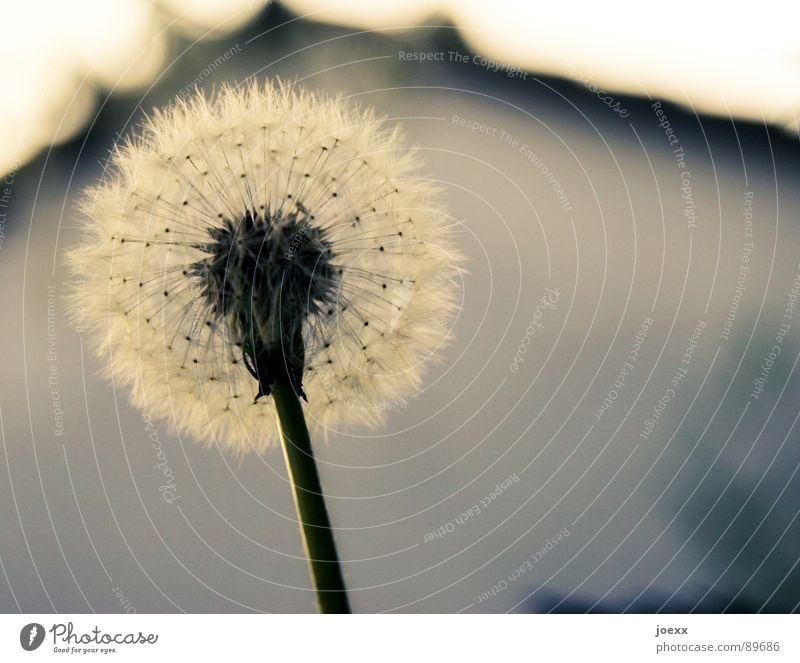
[191,207,338,397]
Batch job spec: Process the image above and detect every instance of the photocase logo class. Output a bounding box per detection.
[20,623,45,651]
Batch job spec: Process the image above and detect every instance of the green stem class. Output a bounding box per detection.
[271,375,351,614]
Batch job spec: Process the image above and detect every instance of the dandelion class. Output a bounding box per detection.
[67,81,463,612]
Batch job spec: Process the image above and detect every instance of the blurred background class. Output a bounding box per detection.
[2,0,800,613]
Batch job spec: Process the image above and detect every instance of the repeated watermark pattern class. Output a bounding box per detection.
[398,50,527,78]
[566,63,630,118]
[47,285,65,437]
[423,473,519,543]
[143,414,180,504]
[750,263,800,400]
[594,316,654,422]
[639,320,707,440]
[451,114,573,214]
[652,101,696,231]
[176,44,244,99]
[719,191,754,342]
[511,288,560,373]
[476,528,570,605]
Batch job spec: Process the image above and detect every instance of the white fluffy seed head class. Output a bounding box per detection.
[67,81,464,453]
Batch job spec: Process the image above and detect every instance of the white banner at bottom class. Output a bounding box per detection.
[0,614,797,662]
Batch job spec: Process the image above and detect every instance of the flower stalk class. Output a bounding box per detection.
[272,373,351,614]
[68,82,463,613]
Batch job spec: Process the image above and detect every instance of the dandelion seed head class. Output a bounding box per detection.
[67,81,463,453]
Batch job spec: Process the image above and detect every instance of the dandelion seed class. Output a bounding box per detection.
[68,81,463,453]
[67,81,463,613]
